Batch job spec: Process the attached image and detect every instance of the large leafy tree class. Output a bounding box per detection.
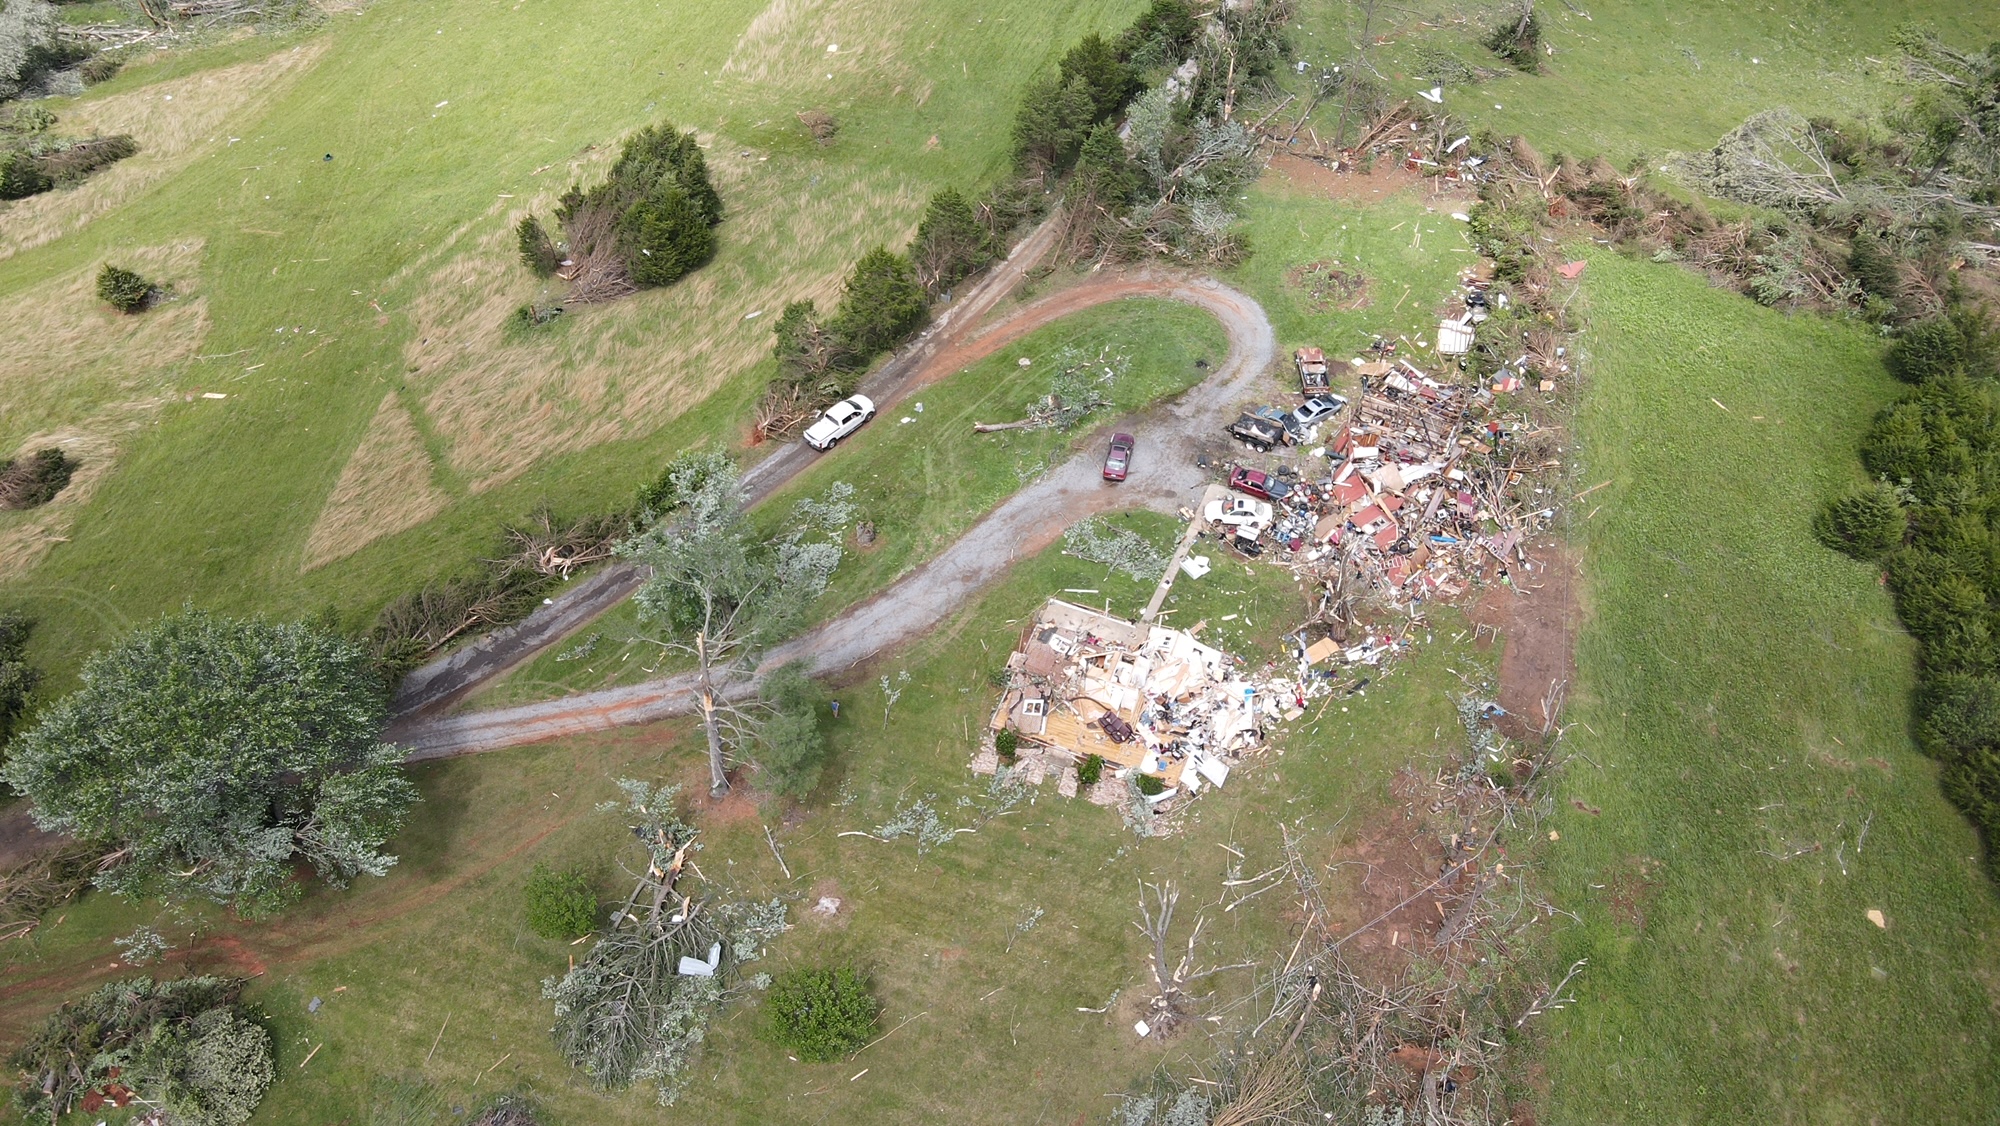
[0,611,417,913]
[622,453,849,796]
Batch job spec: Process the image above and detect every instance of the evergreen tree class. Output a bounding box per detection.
[1011,74,1099,178]
[1058,32,1142,122]
[909,186,996,294]
[830,247,928,361]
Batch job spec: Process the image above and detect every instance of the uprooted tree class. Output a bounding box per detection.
[1131,880,1255,1036]
[0,610,418,914]
[619,452,852,796]
[523,122,723,303]
[541,779,787,1105]
[971,344,1128,433]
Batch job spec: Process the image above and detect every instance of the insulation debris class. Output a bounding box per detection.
[987,599,1288,805]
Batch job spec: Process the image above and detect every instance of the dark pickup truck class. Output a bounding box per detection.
[1227,413,1287,452]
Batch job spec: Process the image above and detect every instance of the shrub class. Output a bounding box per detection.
[0,149,50,198]
[1484,3,1543,71]
[994,727,1018,760]
[1077,753,1104,786]
[761,967,879,1062]
[1885,548,1985,639]
[96,263,153,312]
[1918,673,2000,759]
[523,865,598,940]
[830,247,927,362]
[756,662,829,799]
[516,216,559,276]
[1848,232,1903,309]
[508,302,563,332]
[1887,317,1967,382]
[797,108,838,144]
[1812,481,1904,559]
[79,52,122,85]
[0,447,77,509]
[1135,773,1165,796]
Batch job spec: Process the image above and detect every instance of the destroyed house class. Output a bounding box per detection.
[990,599,1263,797]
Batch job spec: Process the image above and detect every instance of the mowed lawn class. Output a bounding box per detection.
[1539,252,2000,1122]
[0,0,1155,686]
[0,521,1476,1126]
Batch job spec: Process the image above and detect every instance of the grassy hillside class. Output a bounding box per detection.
[0,0,1150,684]
[1289,0,2000,164]
[1543,251,2000,1122]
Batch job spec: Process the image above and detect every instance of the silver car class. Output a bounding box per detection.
[803,394,876,451]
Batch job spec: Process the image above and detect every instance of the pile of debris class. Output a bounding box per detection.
[1210,366,1559,615]
[984,599,1301,810]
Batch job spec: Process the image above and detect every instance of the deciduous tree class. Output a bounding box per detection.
[0,610,417,913]
[620,454,849,795]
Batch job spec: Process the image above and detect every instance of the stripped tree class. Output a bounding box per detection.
[620,453,849,796]
[1132,880,1255,1035]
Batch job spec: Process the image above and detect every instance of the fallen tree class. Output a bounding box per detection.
[541,779,786,1105]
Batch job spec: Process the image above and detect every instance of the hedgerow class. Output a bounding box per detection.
[1824,301,2000,866]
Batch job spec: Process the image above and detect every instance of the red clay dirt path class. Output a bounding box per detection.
[389,269,1277,759]
[389,212,1074,721]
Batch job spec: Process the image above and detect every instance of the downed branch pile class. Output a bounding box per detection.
[972,345,1129,433]
[541,779,788,1106]
[1119,727,1572,1125]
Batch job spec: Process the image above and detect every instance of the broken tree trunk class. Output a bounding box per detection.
[972,420,1037,433]
[697,632,729,797]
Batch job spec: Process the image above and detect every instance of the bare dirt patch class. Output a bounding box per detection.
[1269,150,1427,203]
[0,43,327,260]
[1325,772,1450,982]
[1285,259,1371,313]
[0,802,62,872]
[1467,538,1581,740]
[301,392,453,569]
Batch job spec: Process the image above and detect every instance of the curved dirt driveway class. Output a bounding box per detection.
[392,272,1276,758]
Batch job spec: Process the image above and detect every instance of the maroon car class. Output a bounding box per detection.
[1103,433,1135,481]
[1228,466,1293,502]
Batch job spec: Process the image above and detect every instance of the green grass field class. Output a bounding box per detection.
[1537,251,2000,1122]
[1288,0,2000,165]
[0,521,1478,1126]
[0,0,1155,687]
